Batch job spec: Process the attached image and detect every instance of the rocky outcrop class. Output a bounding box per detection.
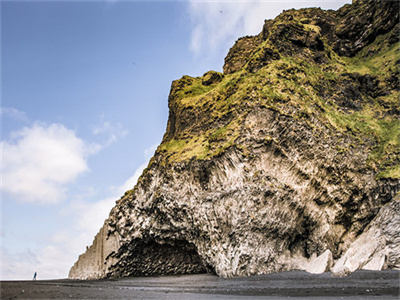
[69,0,400,279]
[223,0,399,73]
[333,0,400,56]
[332,196,400,275]
[69,226,120,279]
[223,36,261,74]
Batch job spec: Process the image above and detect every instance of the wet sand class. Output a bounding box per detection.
[1,270,399,299]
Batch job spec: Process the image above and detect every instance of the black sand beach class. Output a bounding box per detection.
[1,270,399,299]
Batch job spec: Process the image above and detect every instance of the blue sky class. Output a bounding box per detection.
[1,0,350,280]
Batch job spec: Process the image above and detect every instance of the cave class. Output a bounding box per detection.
[108,239,212,278]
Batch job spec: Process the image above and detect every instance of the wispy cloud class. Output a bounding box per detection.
[92,118,129,148]
[0,107,29,123]
[0,248,40,280]
[1,123,92,204]
[111,143,157,195]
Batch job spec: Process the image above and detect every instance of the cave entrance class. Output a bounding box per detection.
[112,239,214,277]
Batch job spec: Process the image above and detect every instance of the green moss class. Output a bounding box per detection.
[261,85,285,101]
[377,165,400,179]
[303,23,321,34]
[368,117,400,168]
[159,24,399,177]
[160,139,186,153]
[159,114,242,163]
[160,136,208,161]
[173,76,215,104]
[209,126,228,143]
[341,31,400,78]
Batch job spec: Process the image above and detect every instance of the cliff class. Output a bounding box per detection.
[69,0,400,279]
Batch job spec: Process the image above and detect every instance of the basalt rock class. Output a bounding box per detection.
[223,36,261,74]
[69,0,400,279]
[333,0,399,56]
[331,195,400,275]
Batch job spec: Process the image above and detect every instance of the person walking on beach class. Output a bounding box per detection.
[33,272,37,280]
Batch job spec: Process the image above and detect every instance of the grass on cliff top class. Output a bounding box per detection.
[173,77,216,101]
[158,27,399,178]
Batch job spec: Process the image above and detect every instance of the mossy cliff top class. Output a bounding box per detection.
[149,0,399,181]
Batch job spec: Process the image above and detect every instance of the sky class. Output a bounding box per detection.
[1,0,350,280]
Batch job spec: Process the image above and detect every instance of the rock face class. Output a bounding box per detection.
[332,196,400,275]
[69,0,400,279]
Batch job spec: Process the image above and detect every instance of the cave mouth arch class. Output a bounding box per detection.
[108,239,214,278]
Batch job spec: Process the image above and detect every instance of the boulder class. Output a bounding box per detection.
[304,250,333,274]
[202,71,223,86]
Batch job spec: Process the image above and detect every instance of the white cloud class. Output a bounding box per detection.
[68,197,117,238]
[1,190,123,279]
[0,107,29,123]
[118,164,146,195]
[144,143,157,159]
[92,120,128,148]
[188,0,351,58]
[0,236,89,280]
[0,112,157,279]
[0,248,40,280]
[0,123,91,204]
[112,143,157,195]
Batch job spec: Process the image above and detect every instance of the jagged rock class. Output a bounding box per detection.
[333,0,399,56]
[202,71,224,86]
[223,1,399,75]
[362,252,385,271]
[246,47,280,73]
[223,36,261,74]
[332,197,400,276]
[303,250,333,274]
[69,0,400,280]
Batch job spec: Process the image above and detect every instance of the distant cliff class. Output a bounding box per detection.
[70,0,400,279]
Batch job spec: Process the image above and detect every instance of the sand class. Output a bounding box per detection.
[1,270,399,299]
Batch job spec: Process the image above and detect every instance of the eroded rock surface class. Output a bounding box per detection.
[69,0,400,279]
[332,196,400,275]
